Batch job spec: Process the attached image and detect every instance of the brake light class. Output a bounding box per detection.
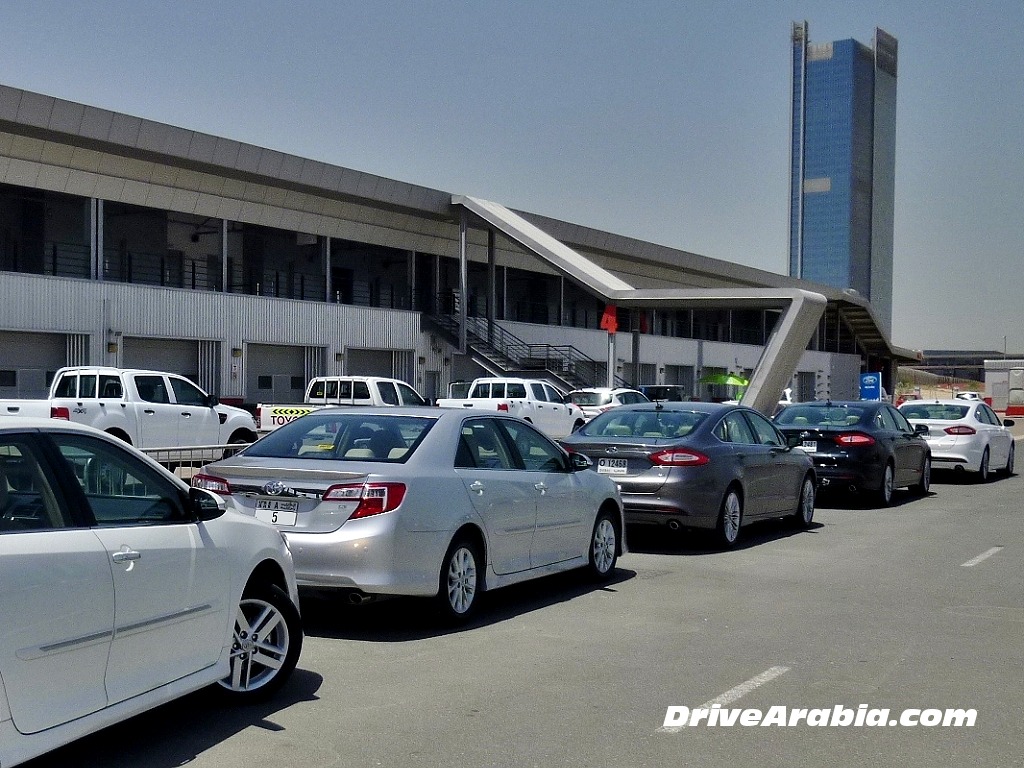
[192,473,232,494]
[497,403,510,412]
[944,425,976,435]
[323,482,407,519]
[834,433,876,446]
[50,406,70,420]
[255,406,262,427]
[649,448,709,466]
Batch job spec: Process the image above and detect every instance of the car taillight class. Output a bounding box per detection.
[649,448,709,466]
[834,433,876,446]
[323,482,407,519]
[497,403,510,412]
[192,473,232,494]
[255,406,262,427]
[944,425,976,435]
[50,406,70,420]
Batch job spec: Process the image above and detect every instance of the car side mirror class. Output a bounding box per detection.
[189,487,226,521]
[915,424,929,434]
[1004,419,1015,427]
[569,452,593,471]
[204,394,220,407]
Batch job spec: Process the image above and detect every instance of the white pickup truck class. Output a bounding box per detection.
[257,375,429,432]
[435,377,586,438]
[0,366,258,449]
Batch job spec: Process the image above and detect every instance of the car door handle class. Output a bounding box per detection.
[534,482,547,494]
[181,412,191,417]
[112,550,141,563]
[469,481,484,495]
[143,409,155,414]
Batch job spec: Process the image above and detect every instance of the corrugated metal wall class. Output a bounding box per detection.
[0,272,425,400]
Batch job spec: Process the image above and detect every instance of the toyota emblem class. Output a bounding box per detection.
[263,481,287,496]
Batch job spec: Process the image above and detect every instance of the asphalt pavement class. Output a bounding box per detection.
[26,461,1024,768]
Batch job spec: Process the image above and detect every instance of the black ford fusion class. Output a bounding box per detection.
[559,402,816,549]
[772,400,931,506]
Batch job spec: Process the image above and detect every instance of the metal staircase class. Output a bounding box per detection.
[426,311,627,392]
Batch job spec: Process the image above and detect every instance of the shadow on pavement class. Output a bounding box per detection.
[300,565,636,642]
[23,668,323,768]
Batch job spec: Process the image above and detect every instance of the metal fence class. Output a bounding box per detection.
[143,442,251,481]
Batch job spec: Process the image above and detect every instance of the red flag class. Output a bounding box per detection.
[599,304,618,334]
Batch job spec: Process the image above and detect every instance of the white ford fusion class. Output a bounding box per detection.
[898,399,1015,480]
[0,418,302,768]
[193,407,625,620]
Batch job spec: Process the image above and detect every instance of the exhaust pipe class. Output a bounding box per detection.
[820,478,830,487]
[849,485,857,493]
[667,520,681,531]
[347,591,373,605]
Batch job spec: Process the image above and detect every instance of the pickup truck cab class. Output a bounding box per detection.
[435,377,586,438]
[0,367,258,449]
[257,375,428,432]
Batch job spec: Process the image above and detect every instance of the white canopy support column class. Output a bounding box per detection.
[453,195,827,414]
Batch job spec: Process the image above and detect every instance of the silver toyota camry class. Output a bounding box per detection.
[194,407,624,619]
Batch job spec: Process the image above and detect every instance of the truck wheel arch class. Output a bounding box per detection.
[105,428,132,445]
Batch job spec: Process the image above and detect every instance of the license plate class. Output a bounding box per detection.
[255,499,298,526]
[801,440,818,451]
[598,458,628,475]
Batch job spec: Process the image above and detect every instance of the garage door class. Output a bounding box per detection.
[0,331,69,397]
[247,344,307,404]
[122,338,199,381]
[347,348,413,382]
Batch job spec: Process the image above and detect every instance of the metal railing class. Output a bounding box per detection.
[430,296,628,390]
[144,442,250,480]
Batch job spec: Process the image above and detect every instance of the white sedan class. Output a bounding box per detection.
[194,407,625,620]
[898,399,1015,481]
[0,419,302,768]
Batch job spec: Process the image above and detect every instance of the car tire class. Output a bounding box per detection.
[714,487,743,549]
[791,475,815,529]
[875,462,895,507]
[976,448,990,483]
[217,582,302,701]
[223,435,251,460]
[914,455,931,496]
[438,536,482,621]
[587,511,618,580]
[1003,443,1015,477]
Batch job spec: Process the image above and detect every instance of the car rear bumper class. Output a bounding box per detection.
[282,518,449,597]
[619,487,720,530]
[808,458,885,491]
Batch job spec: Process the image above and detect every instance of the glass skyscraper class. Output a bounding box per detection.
[789,21,898,335]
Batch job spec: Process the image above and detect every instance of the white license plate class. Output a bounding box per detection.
[801,440,818,451]
[598,458,628,475]
[255,499,298,526]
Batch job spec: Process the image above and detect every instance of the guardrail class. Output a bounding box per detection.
[144,442,251,480]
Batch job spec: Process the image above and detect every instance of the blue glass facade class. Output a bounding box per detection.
[789,23,897,334]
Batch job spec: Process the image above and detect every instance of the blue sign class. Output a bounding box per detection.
[860,372,882,401]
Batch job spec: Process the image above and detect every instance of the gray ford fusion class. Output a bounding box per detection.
[559,402,816,548]
[194,407,624,620]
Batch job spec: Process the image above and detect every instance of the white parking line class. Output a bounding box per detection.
[657,666,790,733]
[961,547,1003,567]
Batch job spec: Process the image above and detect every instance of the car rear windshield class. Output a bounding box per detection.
[774,405,868,428]
[244,413,435,462]
[899,404,969,420]
[570,391,612,407]
[642,386,685,401]
[580,409,707,438]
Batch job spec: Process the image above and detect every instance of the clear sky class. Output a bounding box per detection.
[1,1,1021,352]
